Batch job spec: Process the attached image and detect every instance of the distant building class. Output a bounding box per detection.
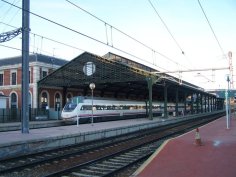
[207,89,236,105]
[0,54,68,109]
[207,89,236,99]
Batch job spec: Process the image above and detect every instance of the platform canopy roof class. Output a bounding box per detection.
[38,52,215,101]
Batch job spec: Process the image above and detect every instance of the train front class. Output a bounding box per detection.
[61,96,83,121]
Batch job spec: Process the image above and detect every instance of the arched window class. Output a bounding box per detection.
[66,93,72,102]
[11,93,17,108]
[55,93,61,111]
[41,92,48,109]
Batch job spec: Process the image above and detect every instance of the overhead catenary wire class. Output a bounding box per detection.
[148,0,185,55]
[65,0,185,68]
[0,43,21,51]
[0,42,55,57]
[197,0,225,57]
[1,0,222,84]
[1,0,170,72]
[0,21,87,55]
[1,5,20,33]
[0,0,20,32]
[197,0,230,87]
[0,0,230,90]
[0,0,17,21]
[66,0,211,85]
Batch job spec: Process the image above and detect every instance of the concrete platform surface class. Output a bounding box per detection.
[0,118,152,145]
[1,117,175,159]
[134,116,236,177]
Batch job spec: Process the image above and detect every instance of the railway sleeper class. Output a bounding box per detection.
[88,166,113,173]
[96,162,123,168]
[88,165,116,171]
[121,153,141,158]
[72,171,100,177]
[103,160,124,166]
[115,156,135,161]
[80,168,109,175]
[109,158,131,163]
[129,150,147,154]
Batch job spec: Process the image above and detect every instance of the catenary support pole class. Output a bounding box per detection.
[21,0,30,133]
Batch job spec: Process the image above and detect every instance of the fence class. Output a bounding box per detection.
[0,108,62,123]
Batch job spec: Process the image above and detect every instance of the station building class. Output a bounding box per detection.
[0,54,68,109]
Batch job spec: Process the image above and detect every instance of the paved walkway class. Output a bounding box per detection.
[0,118,156,145]
[134,116,236,177]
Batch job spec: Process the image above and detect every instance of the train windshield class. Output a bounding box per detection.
[63,102,77,112]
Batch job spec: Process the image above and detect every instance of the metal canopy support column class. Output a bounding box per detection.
[62,87,67,108]
[210,96,213,112]
[214,97,216,110]
[147,77,153,120]
[190,94,194,114]
[208,95,210,112]
[200,93,203,113]
[184,92,187,115]
[213,97,215,111]
[196,93,199,113]
[164,84,168,118]
[175,88,179,117]
[21,0,30,134]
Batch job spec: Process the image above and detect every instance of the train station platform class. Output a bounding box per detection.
[133,116,236,177]
[0,116,183,160]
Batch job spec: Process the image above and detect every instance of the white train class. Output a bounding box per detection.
[61,96,186,121]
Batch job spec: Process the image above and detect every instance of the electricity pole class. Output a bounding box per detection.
[21,0,30,133]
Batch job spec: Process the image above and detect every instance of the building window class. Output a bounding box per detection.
[0,73,3,86]
[42,70,47,78]
[41,92,48,109]
[40,68,48,79]
[11,93,17,108]
[11,72,17,85]
[55,93,61,111]
[66,93,72,102]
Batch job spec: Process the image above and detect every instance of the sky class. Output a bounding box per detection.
[0,0,236,90]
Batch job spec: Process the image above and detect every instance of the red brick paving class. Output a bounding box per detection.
[135,117,236,177]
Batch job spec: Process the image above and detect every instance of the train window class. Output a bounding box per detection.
[115,105,120,110]
[64,103,77,112]
[96,105,101,110]
[81,105,92,110]
[122,105,127,110]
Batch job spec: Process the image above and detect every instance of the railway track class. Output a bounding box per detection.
[0,113,223,177]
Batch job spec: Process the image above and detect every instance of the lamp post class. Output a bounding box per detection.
[89,83,95,126]
[226,75,230,129]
